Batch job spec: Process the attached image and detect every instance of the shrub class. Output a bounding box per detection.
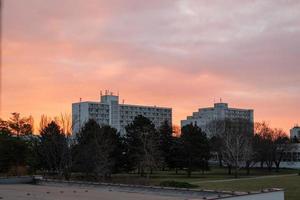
[159,180,198,188]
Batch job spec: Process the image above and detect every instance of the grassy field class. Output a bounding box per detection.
[108,167,299,200]
[109,167,297,184]
[196,174,300,200]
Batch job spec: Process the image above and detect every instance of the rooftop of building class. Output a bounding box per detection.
[291,125,300,129]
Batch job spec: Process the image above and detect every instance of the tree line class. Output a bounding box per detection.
[208,120,295,178]
[0,113,296,180]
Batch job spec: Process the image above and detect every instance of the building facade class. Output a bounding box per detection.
[181,102,254,136]
[290,125,300,140]
[72,91,172,136]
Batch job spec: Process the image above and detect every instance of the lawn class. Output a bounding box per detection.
[109,167,297,184]
[196,174,300,200]
[69,167,299,200]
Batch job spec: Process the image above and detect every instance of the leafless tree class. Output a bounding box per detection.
[39,113,72,136]
[254,122,293,171]
[273,129,294,171]
[220,119,253,178]
[39,114,51,132]
[56,113,72,136]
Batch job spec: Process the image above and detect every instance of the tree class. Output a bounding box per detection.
[273,129,291,171]
[54,113,72,136]
[254,122,292,172]
[158,120,173,170]
[180,124,210,177]
[39,114,52,132]
[220,119,253,178]
[169,137,185,174]
[206,120,226,167]
[125,115,161,177]
[8,113,33,136]
[0,115,40,175]
[0,118,10,135]
[40,113,72,136]
[209,135,223,167]
[72,120,121,179]
[0,131,29,174]
[39,121,70,176]
[254,122,274,170]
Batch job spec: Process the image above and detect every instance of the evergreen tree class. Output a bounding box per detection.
[72,119,121,179]
[39,121,70,176]
[0,131,28,174]
[158,120,173,170]
[181,124,210,177]
[125,115,160,176]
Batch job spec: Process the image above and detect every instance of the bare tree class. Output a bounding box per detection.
[39,113,72,136]
[273,129,293,171]
[39,114,51,132]
[56,113,72,136]
[221,119,253,178]
[254,122,292,172]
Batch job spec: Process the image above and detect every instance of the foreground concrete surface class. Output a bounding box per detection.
[0,183,284,200]
[0,184,208,200]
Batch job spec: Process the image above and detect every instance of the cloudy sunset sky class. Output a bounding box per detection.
[2,0,300,132]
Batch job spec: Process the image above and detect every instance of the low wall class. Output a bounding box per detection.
[0,176,34,184]
[36,178,284,200]
[225,190,284,200]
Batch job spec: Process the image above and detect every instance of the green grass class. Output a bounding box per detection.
[110,167,297,184]
[108,168,299,200]
[70,167,299,200]
[196,174,300,200]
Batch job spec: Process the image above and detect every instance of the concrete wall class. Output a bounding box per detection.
[0,176,34,184]
[224,191,284,200]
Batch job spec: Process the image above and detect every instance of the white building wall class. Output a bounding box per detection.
[72,93,172,136]
[290,126,300,139]
[181,103,253,136]
[119,104,172,134]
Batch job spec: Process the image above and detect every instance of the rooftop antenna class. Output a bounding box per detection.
[117,90,119,96]
[100,90,102,96]
[122,99,125,104]
[220,98,222,103]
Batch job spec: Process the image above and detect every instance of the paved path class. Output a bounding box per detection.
[191,173,298,184]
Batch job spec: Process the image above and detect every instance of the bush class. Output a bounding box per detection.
[159,180,198,188]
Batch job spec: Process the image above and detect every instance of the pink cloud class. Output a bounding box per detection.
[2,0,300,132]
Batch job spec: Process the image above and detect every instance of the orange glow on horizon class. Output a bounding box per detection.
[2,1,300,134]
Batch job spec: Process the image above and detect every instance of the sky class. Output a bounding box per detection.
[2,0,300,133]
